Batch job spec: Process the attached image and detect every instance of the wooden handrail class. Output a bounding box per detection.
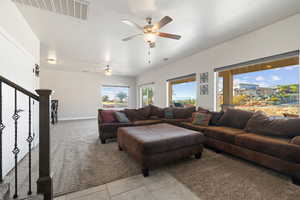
[0,75,39,101]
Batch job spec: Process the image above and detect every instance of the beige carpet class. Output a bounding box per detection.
[5,119,300,200]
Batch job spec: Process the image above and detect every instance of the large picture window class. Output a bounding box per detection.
[140,86,154,107]
[217,55,299,116]
[168,74,196,107]
[101,86,129,109]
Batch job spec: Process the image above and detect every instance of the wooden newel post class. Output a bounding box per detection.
[36,89,53,200]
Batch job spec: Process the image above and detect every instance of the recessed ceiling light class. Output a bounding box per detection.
[47,58,57,64]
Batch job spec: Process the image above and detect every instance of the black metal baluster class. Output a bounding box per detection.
[27,97,33,195]
[12,89,20,199]
[0,81,4,183]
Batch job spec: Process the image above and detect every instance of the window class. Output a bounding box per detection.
[101,86,129,109]
[168,75,196,107]
[216,55,299,116]
[140,87,154,107]
[233,66,299,116]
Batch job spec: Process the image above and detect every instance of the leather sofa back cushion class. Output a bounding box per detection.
[149,105,165,118]
[124,106,151,121]
[245,112,300,138]
[209,111,224,125]
[217,108,253,129]
[100,110,117,123]
[173,106,196,119]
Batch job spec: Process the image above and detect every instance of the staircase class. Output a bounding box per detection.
[0,183,43,200]
[0,75,53,200]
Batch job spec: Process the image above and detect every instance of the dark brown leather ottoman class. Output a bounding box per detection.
[117,123,205,177]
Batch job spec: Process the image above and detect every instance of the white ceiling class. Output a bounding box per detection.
[15,0,300,76]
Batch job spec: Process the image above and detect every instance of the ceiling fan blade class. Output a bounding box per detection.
[122,34,142,41]
[155,16,173,29]
[158,32,181,40]
[121,19,143,30]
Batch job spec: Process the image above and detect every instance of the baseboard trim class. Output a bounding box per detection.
[58,116,96,121]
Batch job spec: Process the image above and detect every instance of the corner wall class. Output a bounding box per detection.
[40,68,137,120]
[136,14,300,110]
[0,0,40,176]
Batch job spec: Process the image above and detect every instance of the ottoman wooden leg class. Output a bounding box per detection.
[292,176,300,185]
[142,168,149,177]
[100,138,106,144]
[118,145,123,151]
[195,152,202,159]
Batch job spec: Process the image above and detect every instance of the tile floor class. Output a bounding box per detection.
[54,170,201,200]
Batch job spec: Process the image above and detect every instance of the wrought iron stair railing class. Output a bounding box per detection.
[0,75,53,200]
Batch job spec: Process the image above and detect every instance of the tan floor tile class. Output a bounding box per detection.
[111,187,156,200]
[65,185,107,199]
[151,182,200,200]
[107,174,145,196]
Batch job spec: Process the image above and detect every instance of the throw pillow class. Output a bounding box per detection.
[217,108,254,129]
[114,111,130,123]
[198,107,209,113]
[164,109,174,119]
[192,112,212,126]
[209,111,224,125]
[245,111,300,138]
[100,110,117,123]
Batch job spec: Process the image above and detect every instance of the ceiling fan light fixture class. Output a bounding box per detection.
[144,32,157,43]
[104,65,112,76]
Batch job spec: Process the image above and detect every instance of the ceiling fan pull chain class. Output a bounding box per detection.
[148,47,151,64]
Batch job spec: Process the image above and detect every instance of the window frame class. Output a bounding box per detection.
[167,75,196,107]
[216,56,300,116]
[101,85,130,110]
[139,85,155,108]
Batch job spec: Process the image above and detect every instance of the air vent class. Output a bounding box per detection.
[12,0,89,20]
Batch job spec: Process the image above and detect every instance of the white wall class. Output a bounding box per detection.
[137,14,300,110]
[40,69,137,120]
[0,0,40,176]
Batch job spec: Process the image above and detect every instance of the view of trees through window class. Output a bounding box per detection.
[141,87,154,107]
[218,65,299,116]
[102,86,129,109]
[171,81,196,107]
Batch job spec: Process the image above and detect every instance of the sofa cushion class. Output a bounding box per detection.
[163,118,191,124]
[133,119,163,125]
[291,136,300,146]
[245,111,300,138]
[164,108,174,119]
[114,111,130,123]
[204,126,246,144]
[100,110,117,123]
[173,107,196,119]
[235,133,300,164]
[217,108,253,129]
[181,122,210,132]
[192,112,212,126]
[149,105,165,118]
[209,111,224,125]
[100,122,133,132]
[124,106,151,121]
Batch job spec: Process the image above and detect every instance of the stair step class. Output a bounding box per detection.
[0,183,10,200]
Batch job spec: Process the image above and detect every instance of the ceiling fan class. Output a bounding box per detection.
[121,16,181,48]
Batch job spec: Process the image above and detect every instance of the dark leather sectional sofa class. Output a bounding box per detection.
[97,105,300,185]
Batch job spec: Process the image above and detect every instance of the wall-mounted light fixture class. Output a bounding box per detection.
[34,64,40,77]
[104,65,112,76]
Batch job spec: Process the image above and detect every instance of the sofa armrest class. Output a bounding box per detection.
[291,136,300,146]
